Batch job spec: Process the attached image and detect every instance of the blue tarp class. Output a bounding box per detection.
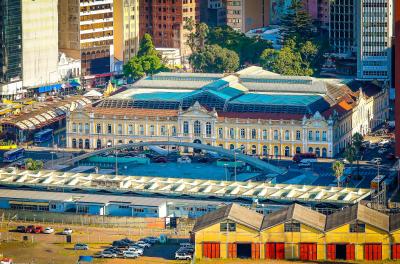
[78,256,93,262]
[38,83,62,93]
[70,80,81,87]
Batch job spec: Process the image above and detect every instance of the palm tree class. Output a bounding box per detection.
[332,160,345,187]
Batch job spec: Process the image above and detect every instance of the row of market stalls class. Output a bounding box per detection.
[0,96,91,143]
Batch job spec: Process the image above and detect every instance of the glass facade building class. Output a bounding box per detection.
[0,0,22,83]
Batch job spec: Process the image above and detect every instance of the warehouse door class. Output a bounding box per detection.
[228,243,237,258]
[364,243,382,261]
[300,243,317,261]
[203,242,220,258]
[392,244,400,259]
[237,243,252,258]
[265,242,285,259]
[346,244,355,260]
[251,243,260,259]
[327,244,354,261]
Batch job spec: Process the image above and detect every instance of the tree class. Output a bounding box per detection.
[189,44,240,73]
[137,33,158,57]
[260,40,314,76]
[332,160,345,187]
[281,0,314,42]
[25,158,44,171]
[184,18,209,53]
[207,26,272,64]
[123,34,167,80]
[352,132,364,179]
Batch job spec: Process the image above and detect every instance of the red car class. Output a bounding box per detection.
[34,226,43,234]
[26,225,35,233]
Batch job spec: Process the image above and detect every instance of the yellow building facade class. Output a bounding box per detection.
[193,202,398,261]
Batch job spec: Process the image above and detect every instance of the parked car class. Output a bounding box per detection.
[62,228,73,235]
[144,237,159,244]
[175,251,192,260]
[16,226,26,233]
[298,161,311,168]
[34,226,43,234]
[127,246,143,255]
[369,158,382,165]
[74,243,89,250]
[134,241,151,248]
[378,148,387,154]
[123,252,139,259]
[100,251,117,258]
[43,227,54,234]
[26,225,35,233]
[177,156,191,164]
[153,156,167,163]
[386,153,396,160]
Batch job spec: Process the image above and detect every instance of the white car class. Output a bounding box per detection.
[298,161,311,168]
[123,252,139,259]
[43,227,54,234]
[177,156,191,164]
[135,241,151,248]
[127,247,143,255]
[100,251,117,258]
[62,228,73,235]
[378,148,387,154]
[175,251,192,260]
[370,158,382,165]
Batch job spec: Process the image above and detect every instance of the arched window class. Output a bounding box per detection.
[316,147,321,157]
[316,131,320,141]
[240,128,246,139]
[171,126,177,136]
[229,144,235,150]
[206,122,212,137]
[129,140,133,144]
[229,128,235,139]
[96,124,101,134]
[322,148,327,158]
[285,130,290,140]
[262,129,267,140]
[285,146,290,157]
[72,138,77,148]
[160,125,166,136]
[183,121,189,135]
[219,144,223,147]
[296,147,301,154]
[308,147,313,153]
[118,140,123,144]
[251,129,257,139]
[218,128,223,139]
[193,121,201,136]
[78,139,83,149]
[96,139,101,149]
[308,131,313,140]
[84,139,90,149]
[274,146,279,158]
[107,124,112,134]
[322,131,327,141]
[150,125,155,136]
[262,145,268,156]
[251,145,257,155]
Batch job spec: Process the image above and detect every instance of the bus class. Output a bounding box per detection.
[292,153,317,163]
[34,129,53,143]
[3,148,25,163]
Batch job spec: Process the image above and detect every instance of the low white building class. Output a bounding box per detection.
[156,48,182,68]
[58,53,81,80]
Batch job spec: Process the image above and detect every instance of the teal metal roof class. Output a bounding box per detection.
[230,93,323,106]
[133,92,189,101]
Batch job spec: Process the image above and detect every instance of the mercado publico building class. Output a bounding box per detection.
[66,66,389,158]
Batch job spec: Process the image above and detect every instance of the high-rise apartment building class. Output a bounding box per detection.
[59,0,114,76]
[329,0,356,57]
[304,0,329,28]
[0,0,23,99]
[356,0,393,82]
[395,0,400,157]
[226,0,270,32]
[200,0,226,27]
[139,0,199,59]
[114,0,140,64]
[22,0,59,88]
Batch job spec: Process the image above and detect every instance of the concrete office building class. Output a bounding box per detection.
[226,0,270,33]
[0,0,23,100]
[356,0,393,83]
[200,0,227,27]
[139,0,199,60]
[58,0,114,76]
[114,0,140,64]
[22,0,60,89]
